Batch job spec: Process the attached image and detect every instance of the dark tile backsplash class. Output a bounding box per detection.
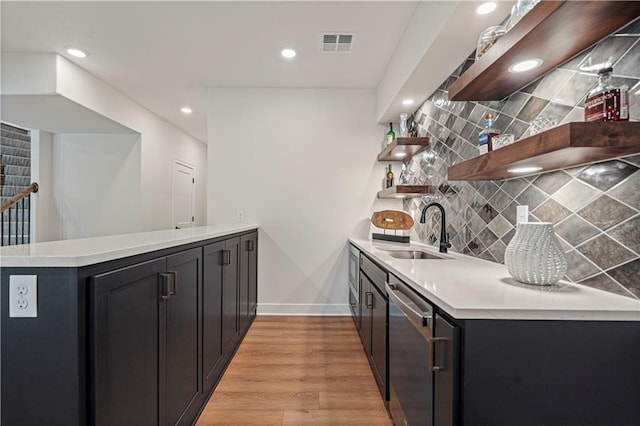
[402,20,640,299]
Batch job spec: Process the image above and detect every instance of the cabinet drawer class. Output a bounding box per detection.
[360,254,387,294]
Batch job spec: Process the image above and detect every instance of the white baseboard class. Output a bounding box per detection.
[257,303,351,316]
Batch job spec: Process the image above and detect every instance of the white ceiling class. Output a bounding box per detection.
[1,1,509,143]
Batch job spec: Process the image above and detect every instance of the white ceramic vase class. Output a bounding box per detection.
[504,222,567,285]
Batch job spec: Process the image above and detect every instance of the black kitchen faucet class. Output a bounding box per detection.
[419,202,451,253]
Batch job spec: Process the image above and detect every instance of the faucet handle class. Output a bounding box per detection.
[445,232,452,248]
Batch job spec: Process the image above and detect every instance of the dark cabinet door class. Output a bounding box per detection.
[202,241,225,392]
[165,248,202,426]
[222,237,239,353]
[434,314,459,426]
[239,232,258,332]
[247,232,258,316]
[360,274,372,354]
[370,283,388,399]
[239,236,250,330]
[91,258,166,426]
[349,284,360,330]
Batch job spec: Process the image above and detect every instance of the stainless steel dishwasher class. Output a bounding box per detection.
[387,273,458,426]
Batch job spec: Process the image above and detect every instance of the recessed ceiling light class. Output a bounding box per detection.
[281,49,296,59]
[476,2,497,15]
[508,166,543,174]
[402,99,414,106]
[66,47,88,58]
[180,107,192,114]
[508,58,543,73]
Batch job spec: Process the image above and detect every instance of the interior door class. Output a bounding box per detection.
[172,160,195,229]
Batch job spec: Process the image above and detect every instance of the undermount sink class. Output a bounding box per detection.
[380,249,447,260]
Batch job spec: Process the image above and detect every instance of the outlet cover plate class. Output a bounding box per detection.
[516,205,529,224]
[9,275,38,318]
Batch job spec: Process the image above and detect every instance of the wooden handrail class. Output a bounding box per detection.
[0,182,39,213]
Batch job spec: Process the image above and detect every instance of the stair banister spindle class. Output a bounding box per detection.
[0,182,38,246]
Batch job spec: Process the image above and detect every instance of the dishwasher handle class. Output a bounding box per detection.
[386,282,433,336]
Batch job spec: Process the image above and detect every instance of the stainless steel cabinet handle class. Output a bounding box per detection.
[168,270,178,297]
[160,273,171,300]
[427,336,447,372]
[365,291,374,309]
[222,249,231,266]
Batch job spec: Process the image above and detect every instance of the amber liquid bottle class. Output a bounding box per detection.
[584,67,629,122]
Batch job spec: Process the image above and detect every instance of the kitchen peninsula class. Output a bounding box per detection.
[0,225,258,425]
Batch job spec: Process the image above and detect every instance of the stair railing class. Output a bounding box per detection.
[0,182,38,246]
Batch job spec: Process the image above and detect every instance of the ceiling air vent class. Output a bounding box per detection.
[321,33,355,53]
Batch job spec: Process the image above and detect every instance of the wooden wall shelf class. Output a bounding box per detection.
[448,1,640,101]
[377,137,429,161]
[447,122,640,181]
[377,185,433,199]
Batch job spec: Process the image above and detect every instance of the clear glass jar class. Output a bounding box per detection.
[475,25,506,60]
[516,0,540,18]
[399,113,408,137]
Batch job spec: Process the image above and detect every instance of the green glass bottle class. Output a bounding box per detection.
[386,122,395,146]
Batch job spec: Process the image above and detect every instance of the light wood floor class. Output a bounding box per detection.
[196,316,393,425]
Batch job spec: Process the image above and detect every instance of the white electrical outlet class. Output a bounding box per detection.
[516,205,529,225]
[9,275,38,318]
[237,210,245,222]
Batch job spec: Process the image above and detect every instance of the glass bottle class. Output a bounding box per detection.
[386,122,395,145]
[398,163,409,184]
[584,67,629,122]
[408,115,418,137]
[478,113,500,154]
[386,164,394,188]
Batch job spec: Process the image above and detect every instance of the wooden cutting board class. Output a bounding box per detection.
[371,210,414,230]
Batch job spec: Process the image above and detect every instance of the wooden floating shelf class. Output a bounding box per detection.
[448,1,640,101]
[377,137,430,161]
[377,185,433,199]
[447,122,640,181]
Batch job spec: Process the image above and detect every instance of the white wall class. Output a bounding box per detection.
[208,88,400,315]
[376,1,455,121]
[30,132,141,241]
[51,134,141,240]
[2,53,207,235]
[30,130,61,242]
[54,55,207,231]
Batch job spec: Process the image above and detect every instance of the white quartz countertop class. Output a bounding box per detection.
[350,238,640,321]
[0,225,259,268]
